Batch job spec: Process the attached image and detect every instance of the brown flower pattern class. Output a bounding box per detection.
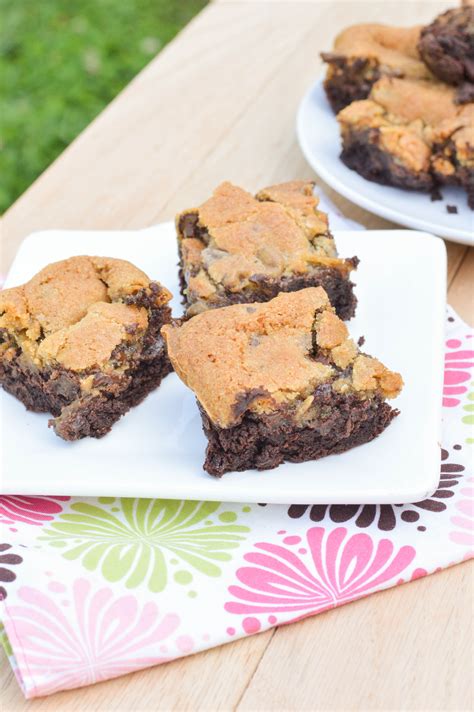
[0,543,23,600]
[286,447,465,532]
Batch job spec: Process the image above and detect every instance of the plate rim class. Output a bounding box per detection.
[296,77,474,246]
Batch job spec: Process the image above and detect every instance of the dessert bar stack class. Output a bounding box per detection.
[0,181,403,476]
[321,5,474,208]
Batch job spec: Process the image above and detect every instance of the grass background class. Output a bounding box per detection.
[0,0,208,214]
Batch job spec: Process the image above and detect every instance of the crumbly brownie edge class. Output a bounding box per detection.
[0,353,81,416]
[432,140,474,210]
[433,167,474,210]
[1,338,172,440]
[418,33,466,85]
[179,266,358,321]
[417,8,474,86]
[340,127,433,191]
[321,54,381,113]
[454,82,474,105]
[51,350,172,440]
[198,394,398,477]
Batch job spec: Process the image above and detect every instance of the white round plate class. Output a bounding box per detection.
[296,78,474,245]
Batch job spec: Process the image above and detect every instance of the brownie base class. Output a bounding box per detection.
[0,343,172,440]
[0,355,81,416]
[179,264,358,321]
[340,128,433,191]
[199,392,398,477]
[341,128,474,209]
[51,353,172,440]
[321,54,381,113]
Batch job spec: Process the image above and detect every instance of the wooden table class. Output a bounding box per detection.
[2,1,473,710]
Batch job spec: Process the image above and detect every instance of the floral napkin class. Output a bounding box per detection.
[0,306,472,698]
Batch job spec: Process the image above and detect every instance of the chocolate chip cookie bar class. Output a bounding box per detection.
[336,75,474,207]
[0,256,172,440]
[321,23,430,113]
[176,181,358,320]
[162,288,403,477]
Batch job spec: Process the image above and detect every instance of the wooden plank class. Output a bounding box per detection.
[448,248,474,324]
[238,562,474,712]
[446,242,469,285]
[1,1,472,710]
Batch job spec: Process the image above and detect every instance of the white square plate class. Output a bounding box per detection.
[0,224,446,504]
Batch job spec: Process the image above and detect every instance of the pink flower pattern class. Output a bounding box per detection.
[225,528,416,623]
[449,477,474,550]
[0,496,70,526]
[443,339,474,408]
[2,578,183,697]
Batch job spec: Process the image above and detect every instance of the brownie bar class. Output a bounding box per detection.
[162,288,403,477]
[0,257,172,440]
[176,181,358,320]
[337,76,474,208]
[321,24,429,113]
[418,5,474,99]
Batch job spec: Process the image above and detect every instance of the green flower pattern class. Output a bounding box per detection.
[40,498,251,593]
[0,623,13,657]
[463,381,474,444]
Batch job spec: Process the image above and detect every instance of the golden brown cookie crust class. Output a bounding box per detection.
[333,24,430,79]
[370,76,457,126]
[162,288,403,428]
[36,302,148,371]
[0,256,171,371]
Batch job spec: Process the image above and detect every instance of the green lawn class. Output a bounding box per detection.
[0,0,208,214]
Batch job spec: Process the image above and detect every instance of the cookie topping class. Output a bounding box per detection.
[162,288,403,428]
[332,24,430,79]
[0,256,171,371]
